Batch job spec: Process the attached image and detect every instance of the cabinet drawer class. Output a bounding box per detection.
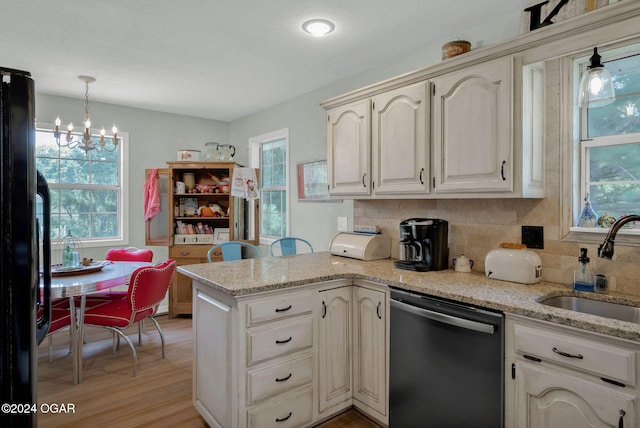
[169,245,212,260]
[246,292,313,327]
[514,324,636,385]
[247,387,312,428]
[247,354,313,405]
[247,317,313,365]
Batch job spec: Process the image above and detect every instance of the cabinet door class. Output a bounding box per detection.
[317,287,352,413]
[433,56,512,193]
[193,285,235,428]
[327,100,371,196]
[516,362,636,428]
[352,286,387,417]
[372,82,429,195]
[145,168,170,246]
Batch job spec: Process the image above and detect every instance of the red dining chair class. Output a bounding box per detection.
[38,304,73,363]
[84,247,155,343]
[82,259,176,376]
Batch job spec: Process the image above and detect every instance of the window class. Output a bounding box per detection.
[35,127,128,246]
[576,47,640,232]
[250,129,289,243]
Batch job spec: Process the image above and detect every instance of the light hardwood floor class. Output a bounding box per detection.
[37,315,378,428]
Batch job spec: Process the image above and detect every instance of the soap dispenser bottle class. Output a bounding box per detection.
[573,247,594,292]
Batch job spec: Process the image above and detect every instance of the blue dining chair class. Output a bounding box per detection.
[269,237,314,257]
[207,241,262,262]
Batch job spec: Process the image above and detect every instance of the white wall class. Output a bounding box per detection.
[36,93,230,262]
[34,9,525,256]
[228,10,524,251]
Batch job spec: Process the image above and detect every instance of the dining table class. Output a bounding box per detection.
[42,261,151,384]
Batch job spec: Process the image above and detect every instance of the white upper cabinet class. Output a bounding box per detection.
[432,56,512,193]
[327,99,371,196]
[322,54,545,199]
[372,82,429,195]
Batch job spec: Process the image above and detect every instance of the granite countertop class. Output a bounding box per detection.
[178,252,640,343]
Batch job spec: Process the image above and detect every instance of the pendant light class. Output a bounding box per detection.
[577,47,615,108]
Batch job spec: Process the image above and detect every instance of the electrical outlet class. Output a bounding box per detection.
[522,226,544,249]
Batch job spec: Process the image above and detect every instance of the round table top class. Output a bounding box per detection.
[41,261,152,299]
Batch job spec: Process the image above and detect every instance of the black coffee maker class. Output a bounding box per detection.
[394,218,449,272]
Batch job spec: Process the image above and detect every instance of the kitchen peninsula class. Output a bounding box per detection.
[179,252,640,428]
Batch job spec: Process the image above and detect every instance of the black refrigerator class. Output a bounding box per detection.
[0,67,52,427]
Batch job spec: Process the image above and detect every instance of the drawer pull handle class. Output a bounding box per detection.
[275,412,292,423]
[322,301,327,318]
[552,347,583,359]
[275,373,292,383]
[619,409,626,428]
[275,305,292,313]
[376,302,382,320]
[275,337,292,345]
[180,251,190,256]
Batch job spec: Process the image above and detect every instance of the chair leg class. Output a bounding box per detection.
[138,320,144,345]
[107,327,138,377]
[147,316,165,358]
[48,335,53,363]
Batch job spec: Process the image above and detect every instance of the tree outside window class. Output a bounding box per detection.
[580,50,640,225]
[35,129,122,242]
[260,139,287,238]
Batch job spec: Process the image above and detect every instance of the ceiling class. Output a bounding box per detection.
[0,0,538,122]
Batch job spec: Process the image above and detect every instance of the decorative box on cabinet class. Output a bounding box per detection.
[505,314,639,428]
[145,161,258,318]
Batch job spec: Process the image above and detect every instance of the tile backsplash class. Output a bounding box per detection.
[354,198,640,297]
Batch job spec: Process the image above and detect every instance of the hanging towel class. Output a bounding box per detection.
[144,168,161,221]
[231,167,260,200]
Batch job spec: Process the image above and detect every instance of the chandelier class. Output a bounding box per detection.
[53,75,119,153]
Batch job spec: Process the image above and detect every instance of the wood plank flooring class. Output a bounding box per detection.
[37,315,378,428]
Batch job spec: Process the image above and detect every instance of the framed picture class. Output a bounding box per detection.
[297,159,338,202]
[213,228,230,244]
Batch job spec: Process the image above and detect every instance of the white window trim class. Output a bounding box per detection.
[561,41,640,245]
[36,123,129,248]
[249,128,290,246]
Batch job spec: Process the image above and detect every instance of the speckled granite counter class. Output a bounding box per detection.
[177,252,640,343]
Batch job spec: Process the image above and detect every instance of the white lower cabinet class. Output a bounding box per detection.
[193,278,389,427]
[193,285,238,428]
[352,282,388,423]
[317,285,353,414]
[506,314,639,428]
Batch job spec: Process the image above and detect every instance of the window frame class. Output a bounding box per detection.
[564,41,640,243]
[36,123,129,248]
[249,128,290,245]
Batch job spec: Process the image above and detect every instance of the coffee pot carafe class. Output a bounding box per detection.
[399,239,422,263]
[394,218,449,272]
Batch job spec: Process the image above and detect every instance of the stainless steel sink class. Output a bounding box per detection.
[539,295,640,324]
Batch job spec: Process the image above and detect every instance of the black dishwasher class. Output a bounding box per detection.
[389,288,504,428]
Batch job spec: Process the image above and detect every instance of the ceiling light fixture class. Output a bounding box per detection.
[53,75,119,153]
[302,19,335,37]
[577,47,616,108]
